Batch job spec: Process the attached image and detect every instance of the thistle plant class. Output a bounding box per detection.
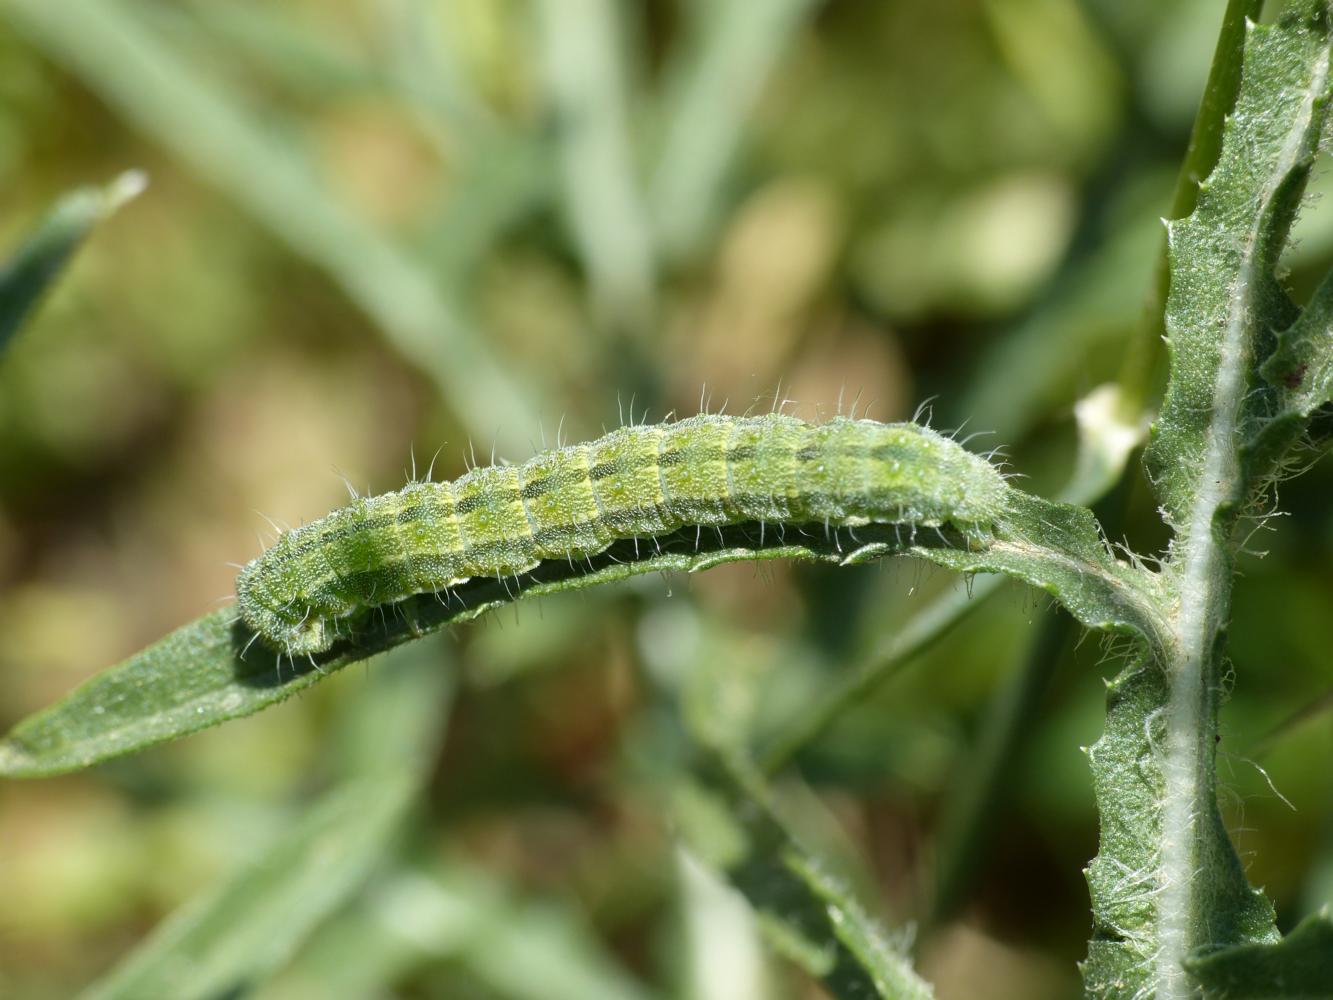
[3,2,1333,999]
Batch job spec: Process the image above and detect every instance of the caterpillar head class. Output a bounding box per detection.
[235,555,334,656]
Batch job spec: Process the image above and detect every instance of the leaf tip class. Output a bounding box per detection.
[104,169,148,214]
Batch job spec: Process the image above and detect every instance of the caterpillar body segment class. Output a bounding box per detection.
[235,414,1007,655]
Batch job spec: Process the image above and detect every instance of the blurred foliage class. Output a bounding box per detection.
[1,1,1332,998]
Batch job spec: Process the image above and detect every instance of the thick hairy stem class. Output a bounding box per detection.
[1158,44,1329,1000]
[1088,9,1332,996]
[1155,337,1245,999]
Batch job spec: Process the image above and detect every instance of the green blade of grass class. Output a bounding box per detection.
[0,170,145,351]
[3,0,536,450]
[759,578,997,775]
[79,645,453,1000]
[381,0,501,150]
[81,777,416,1000]
[534,0,656,329]
[147,0,377,101]
[650,0,820,260]
[679,746,935,1000]
[260,860,658,1000]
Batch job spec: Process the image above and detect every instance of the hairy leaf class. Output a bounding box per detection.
[1264,269,1333,407]
[1088,6,1333,998]
[1124,0,1264,408]
[1184,912,1333,999]
[1253,264,1333,476]
[0,474,1158,777]
[1145,6,1329,529]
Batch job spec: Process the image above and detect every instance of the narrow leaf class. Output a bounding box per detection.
[534,0,656,327]
[80,648,452,1000]
[924,491,1163,646]
[82,779,411,1000]
[1254,262,1333,477]
[1121,0,1264,411]
[262,861,658,1000]
[1,465,1160,779]
[1262,267,1333,418]
[679,748,934,1000]
[651,0,819,259]
[1144,4,1331,527]
[0,171,145,350]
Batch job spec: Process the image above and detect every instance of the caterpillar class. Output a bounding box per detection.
[235,413,1008,655]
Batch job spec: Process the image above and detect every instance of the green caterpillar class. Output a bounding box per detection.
[235,413,1007,655]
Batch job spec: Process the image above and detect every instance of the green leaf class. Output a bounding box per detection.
[166,0,379,101]
[81,778,414,1000]
[79,647,452,1000]
[1144,4,1331,527]
[1184,912,1333,999]
[924,490,1163,647]
[1254,260,1333,477]
[1262,266,1333,418]
[1120,0,1264,414]
[0,171,145,351]
[678,747,934,1000]
[1,466,1160,778]
[1086,6,1333,997]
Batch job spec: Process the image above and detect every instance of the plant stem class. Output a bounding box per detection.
[1156,231,1253,1000]
[1156,45,1331,996]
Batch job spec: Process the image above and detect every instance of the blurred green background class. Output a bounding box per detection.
[2,1,1332,997]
